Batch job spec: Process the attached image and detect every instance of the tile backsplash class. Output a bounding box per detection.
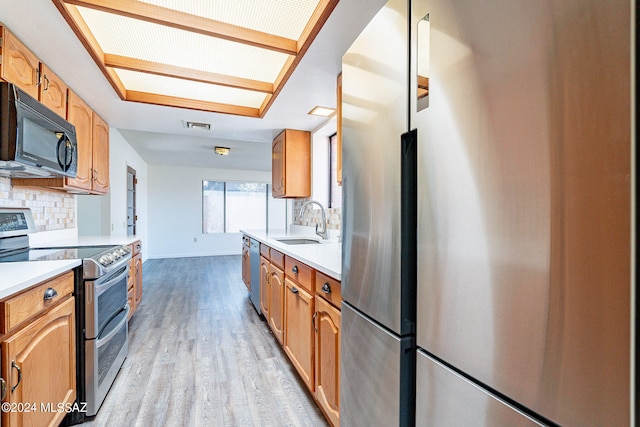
[0,177,76,231]
[293,198,341,231]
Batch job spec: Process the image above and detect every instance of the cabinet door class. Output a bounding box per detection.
[242,244,250,290]
[0,28,39,99]
[315,297,341,427]
[284,278,314,391]
[260,257,270,318]
[269,264,285,344]
[66,90,93,191]
[272,131,285,197]
[92,112,110,194]
[1,297,76,427]
[134,253,143,308]
[39,64,67,119]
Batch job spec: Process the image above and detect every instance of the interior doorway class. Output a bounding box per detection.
[127,166,137,236]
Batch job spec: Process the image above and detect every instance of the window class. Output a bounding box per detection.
[202,181,269,233]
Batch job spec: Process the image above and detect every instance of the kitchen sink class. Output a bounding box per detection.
[275,238,321,245]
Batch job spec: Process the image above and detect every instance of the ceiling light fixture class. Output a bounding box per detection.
[308,106,336,117]
[214,146,231,156]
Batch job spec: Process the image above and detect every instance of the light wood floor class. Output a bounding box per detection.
[85,256,328,427]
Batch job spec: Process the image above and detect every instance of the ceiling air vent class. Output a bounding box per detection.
[183,120,212,131]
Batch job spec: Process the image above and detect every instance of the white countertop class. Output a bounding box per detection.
[31,235,141,249]
[241,229,341,280]
[0,233,140,301]
[0,259,81,300]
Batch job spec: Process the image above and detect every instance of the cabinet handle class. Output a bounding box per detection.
[312,312,318,333]
[43,74,50,92]
[11,362,21,394]
[43,287,58,301]
[321,282,332,294]
[292,266,298,274]
[0,377,6,401]
[291,286,299,294]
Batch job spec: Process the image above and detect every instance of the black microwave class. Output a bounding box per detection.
[0,82,77,178]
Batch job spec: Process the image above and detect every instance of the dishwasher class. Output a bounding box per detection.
[249,239,261,315]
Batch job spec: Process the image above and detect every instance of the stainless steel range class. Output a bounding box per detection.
[0,208,131,422]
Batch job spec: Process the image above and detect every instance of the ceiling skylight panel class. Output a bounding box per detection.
[138,0,320,40]
[115,69,267,108]
[77,6,290,82]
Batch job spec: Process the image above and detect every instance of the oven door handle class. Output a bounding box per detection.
[94,265,129,298]
[96,304,130,348]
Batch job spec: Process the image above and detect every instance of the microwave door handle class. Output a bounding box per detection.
[56,134,66,170]
[56,133,73,172]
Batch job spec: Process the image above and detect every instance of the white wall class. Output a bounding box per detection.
[147,165,271,259]
[78,128,149,261]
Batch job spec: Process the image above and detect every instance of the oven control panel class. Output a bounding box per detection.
[83,245,132,280]
[98,246,131,267]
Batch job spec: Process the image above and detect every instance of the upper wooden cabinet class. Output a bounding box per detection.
[13,90,110,194]
[91,111,110,194]
[0,26,39,99]
[66,90,93,191]
[1,26,68,119]
[272,129,311,198]
[3,24,109,195]
[66,92,109,194]
[39,64,68,119]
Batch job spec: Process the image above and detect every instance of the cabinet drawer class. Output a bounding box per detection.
[315,272,342,309]
[260,243,270,259]
[285,256,314,293]
[270,249,284,269]
[0,271,74,334]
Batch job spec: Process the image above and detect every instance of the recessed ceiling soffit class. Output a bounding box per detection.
[52,0,339,118]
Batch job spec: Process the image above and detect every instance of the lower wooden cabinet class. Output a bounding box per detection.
[128,240,143,319]
[134,252,143,308]
[1,296,76,427]
[268,264,285,345]
[260,256,270,319]
[284,278,315,391]
[249,239,341,426]
[242,238,250,291]
[315,296,341,427]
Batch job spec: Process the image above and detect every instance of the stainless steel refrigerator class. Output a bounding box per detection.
[340,0,634,425]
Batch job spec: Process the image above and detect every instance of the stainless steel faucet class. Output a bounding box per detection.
[298,200,328,240]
